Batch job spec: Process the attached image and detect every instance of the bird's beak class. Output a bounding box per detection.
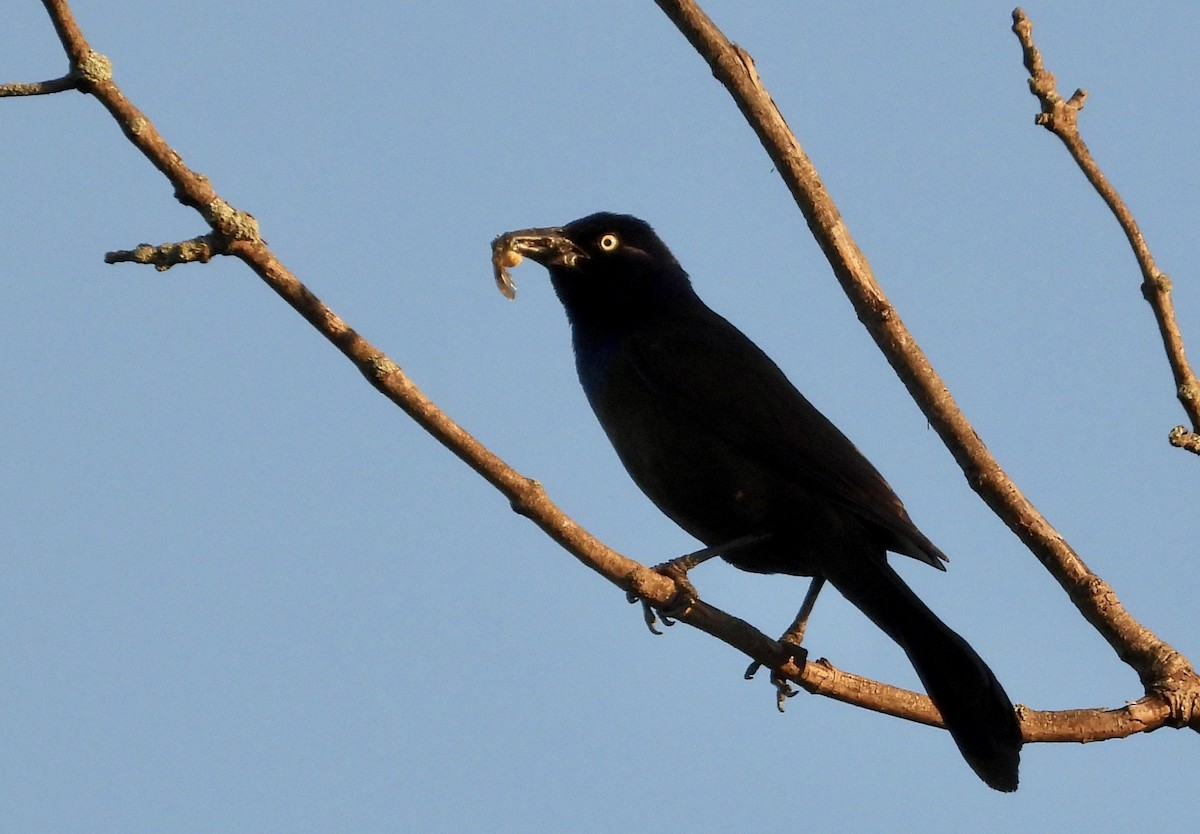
[492,227,587,269]
[490,227,588,299]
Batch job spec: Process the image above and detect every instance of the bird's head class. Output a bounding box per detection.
[492,212,697,326]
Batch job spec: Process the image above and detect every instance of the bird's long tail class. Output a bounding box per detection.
[822,556,1022,792]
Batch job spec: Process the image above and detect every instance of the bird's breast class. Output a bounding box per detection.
[576,335,770,544]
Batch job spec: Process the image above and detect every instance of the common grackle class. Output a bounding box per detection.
[495,212,1022,791]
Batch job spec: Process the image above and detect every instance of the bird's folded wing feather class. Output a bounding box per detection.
[623,310,947,566]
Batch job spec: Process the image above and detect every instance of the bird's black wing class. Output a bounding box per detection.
[622,308,947,567]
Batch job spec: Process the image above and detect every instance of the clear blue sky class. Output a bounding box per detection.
[3,2,1197,831]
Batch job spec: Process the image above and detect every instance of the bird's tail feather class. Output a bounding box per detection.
[823,557,1022,792]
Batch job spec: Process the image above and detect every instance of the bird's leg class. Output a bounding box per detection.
[779,574,826,647]
[745,575,826,711]
[627,533,771,634]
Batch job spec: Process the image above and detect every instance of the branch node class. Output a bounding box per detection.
[1141,271,1172,299]
[1168,426,1200,454]
[366,355,402,380]
[75,50,112,85]
[1029,79,1059,106]
[507,477,547,520]
[1149,668,1200,729]
[207,199,261,242]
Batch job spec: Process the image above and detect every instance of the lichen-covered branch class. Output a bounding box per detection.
[0,75,78,96]
[105,236,220,271]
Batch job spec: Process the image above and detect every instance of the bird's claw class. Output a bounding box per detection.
[654,558,700,611]
[769,670,799,712]
[626,536,773,635]
[626,558,701,635]
[626,589,677,635]
[629,595,675,635]
[744,642,808,712]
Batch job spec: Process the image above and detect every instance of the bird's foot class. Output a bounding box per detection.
[741,574,824,701]
[625,535,771,635]
[626,555,701,635]
[744,640,808,713]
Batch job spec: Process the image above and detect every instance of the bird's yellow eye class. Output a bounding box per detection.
[598,233,620,252]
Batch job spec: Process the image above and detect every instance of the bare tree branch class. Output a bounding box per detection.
[0,75,79,96]
[1011,8,1200,454]
[15,0,913,729]
[105,236,220,270]
[9,0,1196,743]
[652,0,1198,731]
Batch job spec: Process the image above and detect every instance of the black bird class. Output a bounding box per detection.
[497,212,1022,791]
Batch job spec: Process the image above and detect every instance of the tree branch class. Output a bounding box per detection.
[1011,8,1200,454]
[16,0,953,733]
[105,235,220,270]
[652,0,1198,732]
[0,75,79,96]
[12,0,1196,743]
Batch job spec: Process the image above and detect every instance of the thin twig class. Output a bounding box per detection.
[105,235,220,270]
[1011,8,1200,453]
[0,76,79,96]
